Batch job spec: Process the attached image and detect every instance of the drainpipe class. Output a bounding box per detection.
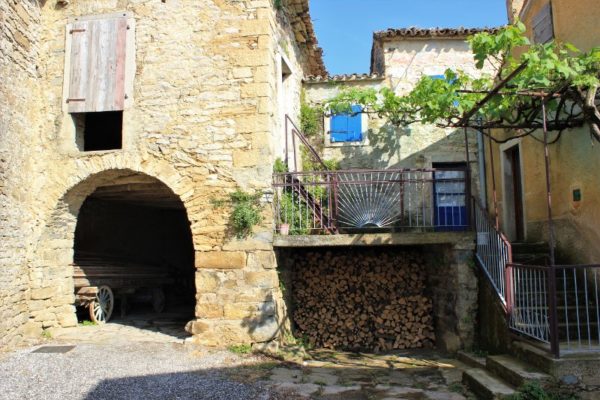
[477,130,488,209]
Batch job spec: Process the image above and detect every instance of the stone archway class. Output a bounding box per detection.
[28,169,196,333]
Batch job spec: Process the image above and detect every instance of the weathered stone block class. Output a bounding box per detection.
[185,320,210,335]
[195,303,224,319]
[195,251,247,269]
[223,303,258,319]
[195,271,220,292]
[30,287,58,300]
[247,251,276,269]
[245,271,277,289]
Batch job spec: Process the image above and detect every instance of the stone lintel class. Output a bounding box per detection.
[273,232,475,248]
[195,251,247,269]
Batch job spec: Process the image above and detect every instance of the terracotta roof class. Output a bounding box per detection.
[284,0,327,76]
[305,73,383,83]
[373,27,502,41]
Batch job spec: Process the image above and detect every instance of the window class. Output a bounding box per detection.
[74,111,123,151]
[330,105,363,143]
[532,3,554,44]
[65,13,133,151]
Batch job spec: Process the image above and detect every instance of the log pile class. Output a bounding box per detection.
[291,248,435,352]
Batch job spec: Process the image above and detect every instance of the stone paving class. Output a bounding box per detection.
[256,349,474,399]
[49,310,192,345]
[30,317,475,399]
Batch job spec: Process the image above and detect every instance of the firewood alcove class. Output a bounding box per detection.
[277,245,470,353]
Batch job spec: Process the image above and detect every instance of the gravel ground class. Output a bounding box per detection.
[0,342,287,400]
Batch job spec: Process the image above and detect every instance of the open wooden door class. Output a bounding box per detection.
[502,145,525,241]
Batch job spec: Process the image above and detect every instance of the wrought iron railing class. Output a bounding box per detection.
[474,202,600,356]
[473,199,512,306]
[556,265,600,352]
[507,263,551,344]
[506,263,600,355]
[273,168,470,234]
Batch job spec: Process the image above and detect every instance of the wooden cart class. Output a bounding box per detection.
[73,254,174,323]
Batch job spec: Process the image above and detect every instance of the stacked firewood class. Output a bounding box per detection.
[291,249,435,352]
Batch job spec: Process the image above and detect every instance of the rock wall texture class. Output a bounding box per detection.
[304,38,491,179]
[0,0,314,347]
[0,0,43,348]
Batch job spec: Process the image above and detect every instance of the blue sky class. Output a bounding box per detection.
[310,0,508,75]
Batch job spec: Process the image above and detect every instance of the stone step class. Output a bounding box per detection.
[511,340,556,374]
[511,242,549,254]
[486,354,551,387]
[462,368,516,400]
[456,350,486,369]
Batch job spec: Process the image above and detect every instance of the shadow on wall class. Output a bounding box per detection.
[335,125,475,170]
[240,293,289,345]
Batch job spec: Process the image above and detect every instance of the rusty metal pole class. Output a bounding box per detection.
[464,127,472,228]
[284,115,289,168]
[488,132,500,230]
[542,101,560,358]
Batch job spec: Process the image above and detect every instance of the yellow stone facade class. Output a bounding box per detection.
[0,0,322,347]
[485,0,600,263]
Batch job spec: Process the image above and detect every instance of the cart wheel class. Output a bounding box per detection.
[152,288,166,313]
[89,285,114,323]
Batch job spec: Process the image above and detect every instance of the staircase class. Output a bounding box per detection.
[459,348,551,399]
[285,174,336,233]
[473,200,600,391]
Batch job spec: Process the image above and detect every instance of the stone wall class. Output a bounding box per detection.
[423,242,478,353]
[0,0,43,348]
[303,38,490,180]
[0,0,314,346]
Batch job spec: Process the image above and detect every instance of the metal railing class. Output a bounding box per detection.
[507,263,550,344]
[473,199,512,306]
[506,263,600,355]
[273,168,470,234]
[556,264,600,353]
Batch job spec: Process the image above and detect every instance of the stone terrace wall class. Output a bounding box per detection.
[0,0,43,348]
[0,0,311,346]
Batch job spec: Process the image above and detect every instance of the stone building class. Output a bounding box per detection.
[304,28,495,183]
[0,0,325,348]
[0,0,504,357]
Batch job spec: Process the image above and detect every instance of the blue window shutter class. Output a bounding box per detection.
[330,105,362,142]
[330,113,349,142]
[348,105,363,141]
[430,74,445,80]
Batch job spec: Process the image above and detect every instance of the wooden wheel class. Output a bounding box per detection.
[152,288,166,313]
[89,285,114,323]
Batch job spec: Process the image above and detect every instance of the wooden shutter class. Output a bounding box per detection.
[533,3,554,44]
[330,105,363,143]
[331,113,349,143]
[348,105,363,141]
[67,15,128,113]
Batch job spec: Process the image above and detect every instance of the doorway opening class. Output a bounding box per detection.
[502,144,525,241]
[73,173,195,336]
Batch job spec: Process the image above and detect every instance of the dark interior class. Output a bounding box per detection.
[73,176,195,328]
[75,111,123,151]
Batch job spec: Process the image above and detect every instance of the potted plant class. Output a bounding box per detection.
[279,223,290,235]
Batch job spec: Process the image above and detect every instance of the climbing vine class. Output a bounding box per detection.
[326,22,600,141]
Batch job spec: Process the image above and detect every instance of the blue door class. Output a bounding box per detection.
[433,168,467,231]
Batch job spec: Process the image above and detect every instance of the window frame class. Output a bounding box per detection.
[325,105,368,147]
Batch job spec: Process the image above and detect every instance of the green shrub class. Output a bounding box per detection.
[229,189,262,238]
[273,158,288,173]
[300,102,321,137]
[228,343,253,355]
[506,381,579,400]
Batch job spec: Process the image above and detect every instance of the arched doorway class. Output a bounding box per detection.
[72,172,195,332]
